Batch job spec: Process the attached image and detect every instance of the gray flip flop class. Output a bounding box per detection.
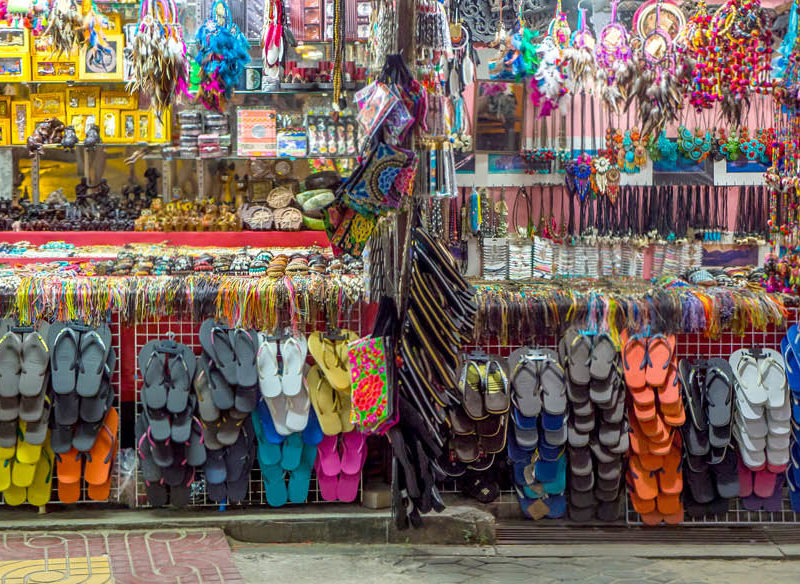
[145,405,171,442]
[568,446,593,476]
[208,323,238,386]
[229,407,250,420]
[235,385,259,414]
[50,424,73,454]
[0,330,21,398]
[73,417,104,452]
[138,435,163,483]
[570,504,595,521]
[139,340,165,386]
[18,331,48,397]
[590,368,618,405]
[171,394,196,443]
[208,365,234,410]
[508,348,542,417]
[571,471,595,492]
[595,486,620,502]
[602,393,625,424]
[23,396,50,445]
[217,415,243,446]
[573,413,595,433]
[166,343,196,414]
[572,398,593,417]
[590,440,616,464]
[80,378,111,423]
[19,389,45,422]
[567,424,589,448]
[0,395,18,422]
[49,323,78,395]
[705,360,733,427]
[515,424,538,449]
[0,420,15,447]
[597,475,621,492]
[231,328,259,388]
[203,422,224,451]
[597,460,623,481]
[590,333,617,380]
[76,324,111,398]
[544,422,567,446]
[598,422,622,448]
[206,480,227,503]
[162,459,187,487]
[186,420,207,467]
[54,391,79,425]
[596,500,621,521]
[203,448,227,484]
[540,359,567,415]
[683,421,710,456]
[194,354,220,423]
[608,431,629,454]
[566,329,592,385]
[567,380,590,404]
[149,434,174,468]
[569,487,596,508]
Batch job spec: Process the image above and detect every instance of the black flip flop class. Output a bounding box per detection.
[166,344,196,414]
[76,324,111,398]
[49,323,79,395]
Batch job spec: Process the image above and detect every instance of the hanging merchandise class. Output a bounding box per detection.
[43,0,83,55]
[260,0,284,91]
[562,3,596,96]
[595,0,631,112]
[194,0,251,112]
[128,0,190,116]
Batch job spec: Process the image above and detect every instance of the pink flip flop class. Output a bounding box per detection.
[753,469,778,498]
[314,457,339,501]
[738,455,754,498]
[339,431,366,475]
[337,471,361,502]
[317,434,341,477]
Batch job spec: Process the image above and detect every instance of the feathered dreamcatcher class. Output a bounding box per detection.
[595,0,631,114]
[128,0,190,116]
[562,3,596,95]
[194,0,251,112]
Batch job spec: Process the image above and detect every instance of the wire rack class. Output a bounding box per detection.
[133,305,368,508]
[451,309,800,525]
[3,314,125,507]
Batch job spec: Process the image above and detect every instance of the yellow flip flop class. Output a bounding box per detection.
[307,365,342,436]
[338,392,354,433]
[27,440,53,506]
[0,443,15,461]
[308,331,358,392]
[3,483,26,506]
[16,421,42,465]
[0,458,12,491]
[11,459,35,488]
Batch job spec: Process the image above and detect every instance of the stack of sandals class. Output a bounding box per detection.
[507,346,566,520]
[560,328,626,522]
[306,329,368,502]
[49,321,119,503]
[197,320,261,448]
[253,396,322,506]
[0,321,54,505]
[622,331,685,525]
[677,358,740,517]
[782,326,800,511]
[203,416,255,504]
[138,338,206,507]
[730,346,790,512]
[392,228,477,529]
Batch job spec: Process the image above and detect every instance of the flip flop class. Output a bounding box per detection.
[761,349,788,410]
[316,433,341,476]
[235,385,259,414]
[83,408,119,486]
[590,333,617,381]
[232,328,259,388]
[657,363,681,406]
[337,466,363,503]
[629,489,656,514]
[207,364,234,410]
[194,355,220,423]
[0,330,21,398]
[508,348,542,417]
[730,349,767,406]
[79,377,111,424]
[185,419,207,467]
[281,432,304,471]
[257,335,282,399]
[203,448,227,485]
[172,394,196,443]
[206,479,227,503]
[166,343,196,414]
[16,420,43,464]
[23,396,50,446]
[200,319,237,386]
[264,393,291,437]
[280,335,308,397]
[314,456,339,501]
[285,385,311,433]
[217,415,244,446]
[657,446,683,495]
[565,329,592,386]
[308,331,354,392]
[460,360,487,420]
[252,411,280,467]
[627,454,658,500]
[145,404,171,442]
[644,334,674,387]
[19,387,46,423]
[302,408,324,446]
[620,331,647,390]
[540,359,567,415]
[56,446,82,485]
[0,395,18,422]
[262,463,288,507]
[483,359,510,415]
[76,325,111,398]
[782,336,800,391]
[18,331,48,398]
[753,468,778,498]
[27,442,53,505]
[307,365,342,436]
[288,461,313,504]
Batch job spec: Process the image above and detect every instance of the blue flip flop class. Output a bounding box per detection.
[288,448,314,504]
[251,411,281,467]
[513,461,527,486]
[535,455,561,483]
[507,424,534,463]
[539,437,562,461]
[257,399,285,444]
[280,433,304,471]
[545,494,567,518]
[541,411,565,432]
[261,462,287,507]
[302,409,324,446]
[543,455,567,494]
[513,409,538,431]
[782,336,800,392]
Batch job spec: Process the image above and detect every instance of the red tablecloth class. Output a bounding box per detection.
[0,231,331,248]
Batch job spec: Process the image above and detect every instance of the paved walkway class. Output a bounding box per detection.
[0,529,241,583]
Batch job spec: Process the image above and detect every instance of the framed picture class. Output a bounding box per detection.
[473,81,525,153]
[79,35,124,81]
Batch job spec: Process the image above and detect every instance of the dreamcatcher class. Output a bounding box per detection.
[260,0,284,90]
[562,3,596,95]
[595,0,631,113]
[194,0,251,112]
[128,0,190,116]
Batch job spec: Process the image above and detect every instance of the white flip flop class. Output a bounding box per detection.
[761,349,788,410]
[768,394,792,423]
[257,333,282,399]
[265,393,292,436]
[730,349,768,406]
[736,393,764,422]
[281,335,308,397]
[285,383,311,432]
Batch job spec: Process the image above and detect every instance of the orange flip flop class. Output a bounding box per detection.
[58,479,81,503]
[629,489,656,514]
[85,408,118,486]
[638,411,667,438]
[57,448,83,483]
[657,363,681,406]
[621,331,648,390]
[645,334,675,387]
[640,510,665,526]
[639,451,665,471]
[633,398,657,421]
[656,493,682,515]
[628,455,658,500]
[630,385,656,407]
[87,474,113,501]
[647,431,674,456]
[663,508,684,525]
[657,446,683,495]
[661,402,686,427]
[628,417,651,455]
